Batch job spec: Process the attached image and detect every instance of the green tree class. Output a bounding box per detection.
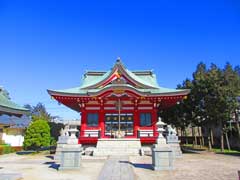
[23,117,51,150]
[161,62,240,151]
[48,121,64,141]
[24,102,54,122]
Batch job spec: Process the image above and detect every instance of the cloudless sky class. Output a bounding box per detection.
[0,0,240,119]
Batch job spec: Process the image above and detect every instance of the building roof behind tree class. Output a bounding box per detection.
[0,87,29,117]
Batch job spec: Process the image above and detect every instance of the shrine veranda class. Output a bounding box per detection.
[48,59,189,145]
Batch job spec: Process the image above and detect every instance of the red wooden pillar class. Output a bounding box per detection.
[153,107,158,138]
[80,103,86,138]
[133,99,139,138]
[99,103,105,138]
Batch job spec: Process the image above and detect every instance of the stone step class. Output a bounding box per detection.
[94,138,141,156]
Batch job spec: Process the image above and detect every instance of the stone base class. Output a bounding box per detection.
[58,136,78,144]
[57,144,83,170]
[152,145,173,171]
[93,138,141,156]
[168,142,182,158]
[55,144,65,162]
[55,136,79,162]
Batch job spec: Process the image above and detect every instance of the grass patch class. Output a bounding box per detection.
[182,144,207,150]
[182,144,240,154]
[211,148,240,154]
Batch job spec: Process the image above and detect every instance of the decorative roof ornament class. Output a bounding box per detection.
[116,57,121,63]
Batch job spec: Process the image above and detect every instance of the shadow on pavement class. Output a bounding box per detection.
[181,147,202,154]
[119,160,152,170]
[43,161,59,170]
[16,151,36,155]
[45,155,54,160]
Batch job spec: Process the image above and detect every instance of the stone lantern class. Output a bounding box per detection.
[55,124,83,170]
[152,117,173,171]
[155,117,167,145]
[67,126,79,144]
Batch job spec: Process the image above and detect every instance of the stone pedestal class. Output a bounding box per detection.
[152,145,173,170]
[167,135,182,158]
[55,136,78,162]
[93,138,141,156]
[151,117,173,171]
[58,144,83,170]
[55,125,82,170]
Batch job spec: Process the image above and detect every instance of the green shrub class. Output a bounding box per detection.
[0,144,15,155]
[23,119,50,150]
[3,145,14,154]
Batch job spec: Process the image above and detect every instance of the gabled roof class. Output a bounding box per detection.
[47,59,190,97]
[0,87,29,117]
[80,59,159,89]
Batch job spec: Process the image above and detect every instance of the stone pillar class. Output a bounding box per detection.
[152,117,173,171]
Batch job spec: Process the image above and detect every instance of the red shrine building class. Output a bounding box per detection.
[48,59,189,144]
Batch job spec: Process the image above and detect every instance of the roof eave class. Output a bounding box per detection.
[47,87,190,98]
[0,106,29,117]
[47,89,87,97]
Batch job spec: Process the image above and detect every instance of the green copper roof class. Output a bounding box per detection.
[0,87,29,116]
[125,69,159,88]
[50,83,188,96]
[48,59,190,96]
[79,68,159,89]
[80,71,111,89]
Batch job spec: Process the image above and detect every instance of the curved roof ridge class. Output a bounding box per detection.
[85,71,107,76]
[132,70,153,75]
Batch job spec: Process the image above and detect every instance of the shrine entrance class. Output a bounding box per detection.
[104,113,134,138]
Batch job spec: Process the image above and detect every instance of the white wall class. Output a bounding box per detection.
[2,133,24,146]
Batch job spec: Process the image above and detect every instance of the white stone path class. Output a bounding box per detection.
[98,156,135,180]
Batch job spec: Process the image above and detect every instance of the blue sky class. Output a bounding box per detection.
[0,0,240,119]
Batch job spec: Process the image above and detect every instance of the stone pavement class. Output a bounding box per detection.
[98,156,135,180]
[0,152,239,180]
[0,173,22,180]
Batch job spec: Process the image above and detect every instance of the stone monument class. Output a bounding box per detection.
[55,124,83,170]
[152,117,173,170]
[166,125,182,158]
